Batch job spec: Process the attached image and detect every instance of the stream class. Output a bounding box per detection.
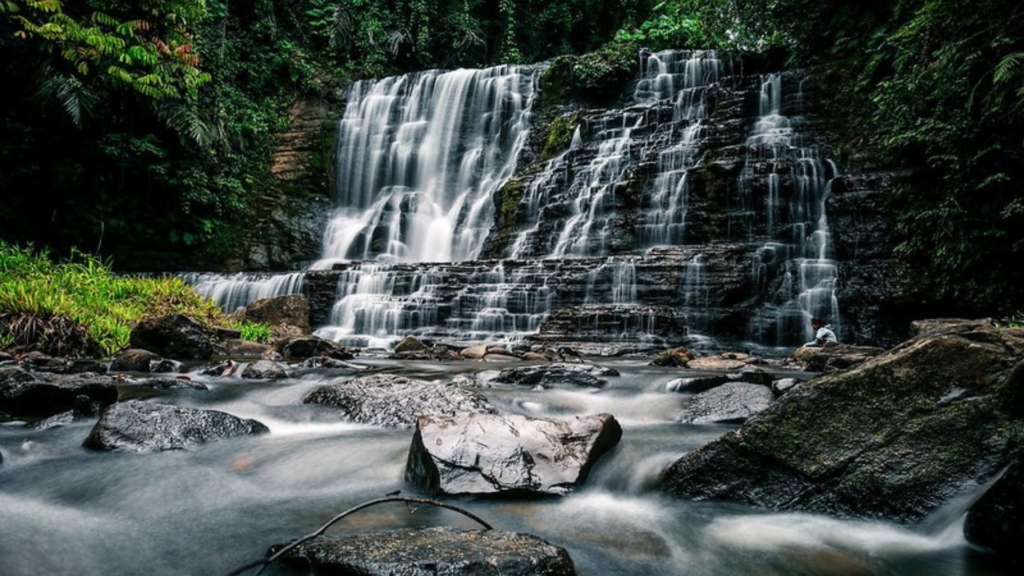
[0,358,1006,576]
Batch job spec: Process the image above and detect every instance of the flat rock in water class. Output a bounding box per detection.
[676,382,773,424]
[0,367,118,418]
[660,323,1024,525]
[280,336,354,361]
[303,374,495,429]
[406,412,622,496]
[83,400,268,452]
[492,363,619,388]
[649,347,694,367]
[685,356,749,371]
[277,527,576,576]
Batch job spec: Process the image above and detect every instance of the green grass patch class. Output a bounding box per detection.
[233,321,273,344]
[0,242,224,356]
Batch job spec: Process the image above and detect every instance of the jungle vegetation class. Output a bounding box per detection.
[1,0,1022,316]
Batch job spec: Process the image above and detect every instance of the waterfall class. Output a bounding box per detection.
[319,64,539,265]
[183,272,306,312]
[740,73,841,345]
[177,53,849,351]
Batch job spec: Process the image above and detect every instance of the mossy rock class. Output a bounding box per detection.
[660,323,1024,524]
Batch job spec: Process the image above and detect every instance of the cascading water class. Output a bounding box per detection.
[319,64,538,265]
[184,51,845,351]
[637,50,721,247]
[740,73,841,345]
[182,272,306,312]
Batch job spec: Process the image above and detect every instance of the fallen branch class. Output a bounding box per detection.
[224,495,493,576]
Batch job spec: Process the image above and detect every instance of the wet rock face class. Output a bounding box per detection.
[277,527,576,576]
[659,324,1024,524]
[492,363,619,388]
[965,455,1024,566]
[303,374,495,429]
[0,367,118,418]
[129,314,218,360]
[83,400,269,452]
[406,412,622,497]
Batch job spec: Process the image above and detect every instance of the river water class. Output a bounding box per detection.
[0,358,1006,576]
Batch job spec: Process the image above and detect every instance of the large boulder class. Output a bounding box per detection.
[675,382,774,424]
[303,374,495,429]
[277,527,576,576]
[239,294,311,339]
[406,412,622,497]
[964,455,1024,566]
[659,323,1024,524]
[83,400,269,452]
[792,343,885,373]
[492,363,619,388]
[0,366,118,418]
[129,314,218,360]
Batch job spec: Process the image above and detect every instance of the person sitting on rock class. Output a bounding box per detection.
[805,317,838,347]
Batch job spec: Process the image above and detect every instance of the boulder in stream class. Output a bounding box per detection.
[406,412,622,496]
[303,374,495,429]
[659,322,1024,525]
[648,347,695,367]
[492,363,619,388]
[280,336,354,361]
[83,400,268,452]
[276,527,576,576]
[109,348,162,372]
[241,360,288,380]
[129,314,218,360]
[675,382,774,424]
[239,294,311,338]
[0,366,118,418]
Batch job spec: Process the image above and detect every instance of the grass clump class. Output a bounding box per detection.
[0,242,224,357]
[233,321,273,344]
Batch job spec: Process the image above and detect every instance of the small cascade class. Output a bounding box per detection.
[681,255,710,335]
[313,261,556,346]
[740,73,840,346]
[549,114,642,257]
[634,49,722,104]
[584,258,638,305]
[183,272,306,312]
[319,64,539,265]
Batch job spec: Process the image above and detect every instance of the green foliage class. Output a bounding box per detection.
[233,321,273,343]
[541,112,582,161]
[8,0,211,103]
[0,242,224,355]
